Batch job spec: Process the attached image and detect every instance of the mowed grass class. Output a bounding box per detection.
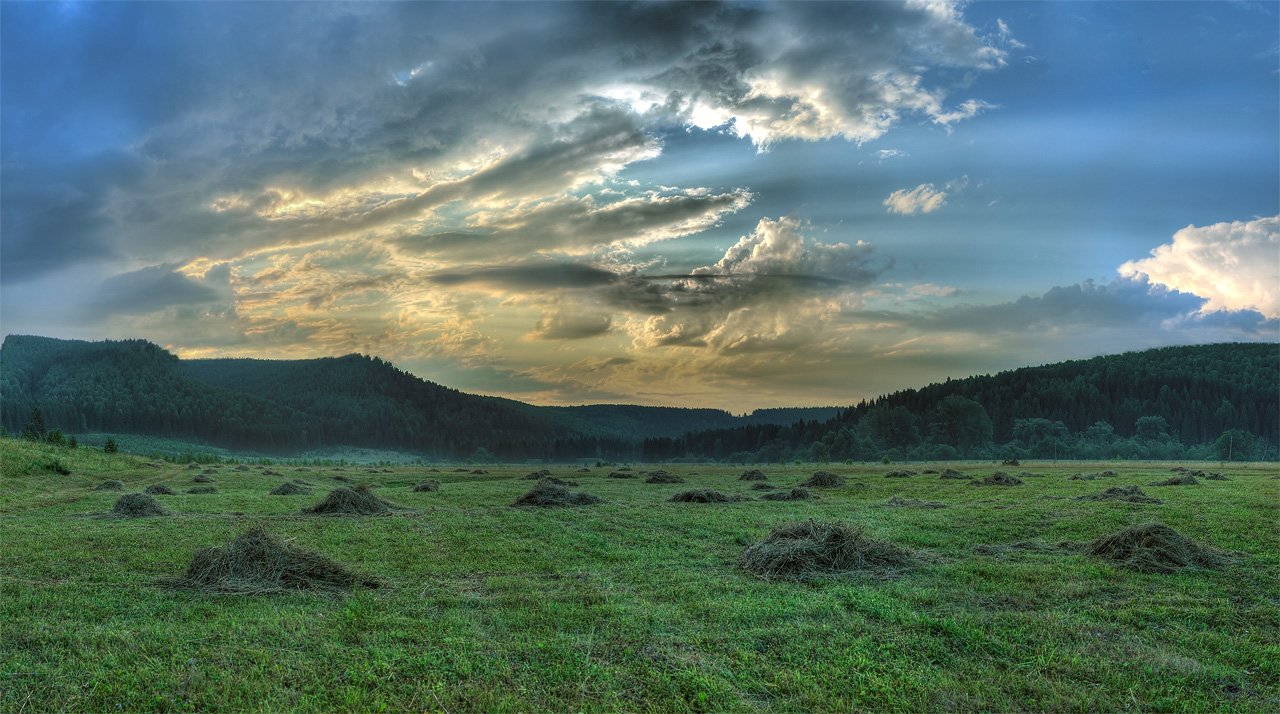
[1,440,1277,712]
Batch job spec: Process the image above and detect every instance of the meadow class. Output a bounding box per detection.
[1,439,1276,712]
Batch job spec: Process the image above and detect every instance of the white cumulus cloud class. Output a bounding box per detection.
[1118,216,1279,319]
[884,183,947,215]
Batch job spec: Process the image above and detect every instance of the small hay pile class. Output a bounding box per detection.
[112,493,169,518]
[176,526,378,593]
[1081,523,1231,573]
[1203,472,1229,481]
[233,465,251,472]
[523,469,552,480]
[187,486,219,494]
[144,484,176,495]
[739,469,768,481]
[1018,472,1044,478]
[269,482,311,496]
[668,489,741,503]
[973,472,1023,487]
[800,471,845,488]
[751,482,776,490]
[302,485,409,515]
[412,480,441,492]
[884,470,916,478]
[1069,473,1096,481]
[886,495,946,509]
[739,520,912,580]
[645,471,684,484]
[759,487,813,501]
[471,469,488,475]
[192,474,215,483]
[939,469,970,480]
[536,476,579,487]
[1150,474,1200,486]
[1076,486,1162,504]
[186,463,201,470]
[262,469,283,477]
[607,470,636,479]
[94,480,125,491]
[513,480,602,507]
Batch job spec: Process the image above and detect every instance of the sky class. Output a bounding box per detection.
[1,1,1277,413]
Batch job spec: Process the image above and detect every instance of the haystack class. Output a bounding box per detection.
[412,480,440,492]
[884,470,916,478]
[301,485,409,515]
[973,472,1023,486]
[739,520,911,580]
[607,471,636,479]
[800,471,844,488]
[93,480,125,491]
[269,482,311,496]
[738,469,768,481]
[513,480,601,507]
[1076,486,1162,504]
[668,489,741,503]
[177,526,378,593]
[1150,474,1200,486]
[1081,523,1230,573]
[644,471,684,484]
[939,469,970,480]
[112,493,169,517]
[144,484,176,495]
[759,487,813,501]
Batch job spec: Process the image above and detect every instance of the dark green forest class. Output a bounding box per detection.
[2,335,1275,461]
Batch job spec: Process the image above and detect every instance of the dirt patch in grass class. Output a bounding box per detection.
[1150,474,1200,486]
[1076,485,1163,504]
[1079,522,1232,573]
[112,493,169,518]
[939,468,970,480]
[886,495,946,509]
[302,484,410,516]
[973,472,1023,487]
[800,471,845,488]
[174,526,378,594]
[739,520,912,581]
[645,471,684,484]
[269,482,311,496]
[884,470,916,478]
[93,480,125,491]
[759,487,813,501]
[187,486,219,494]
[739,469,768,481]
[144,484,176,495]
[668,489,742,503]
[607,471,636,479]
[513,480,602,507]
[412,480,440,492]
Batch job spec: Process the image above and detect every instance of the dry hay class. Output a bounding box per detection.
[262,469,283,477]
[93,480,125,491]
[1076,485,1163,504]
[144,484,176,495]
[645,471,684,484]
[269,482,311,496]
[523,469,553,480]
[412,480,441,492]
[1095,470,1118,477]
[668,489,742,503]
[302,484,410,516]
[1080,522,1231,573]
[187,486,219,494]
[939,468,971,480]
[176,526,378,594]
[1170,466,1188,473]
[112,493,169,518]
[607,470,636,479]
[739,469,768,481]
[1203,472,1229,481]
[1068,473,1096,481]
[884,470,916,478]
[513,480,602,507]
[886,495,946,509]
[739,520,912,581]
[233,465,251,472]
[750,482,777,490]
[972,471,1023,487]
[800,471,845,488]
[1150,474,1200,486]
[1018,471,1044,478]
[192,474,215,483]
[759,487,813,501]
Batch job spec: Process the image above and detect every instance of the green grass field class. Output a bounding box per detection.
[2,439,1277,712]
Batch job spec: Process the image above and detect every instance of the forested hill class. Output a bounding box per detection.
[0,335,837,458]
[647,343,1279,462]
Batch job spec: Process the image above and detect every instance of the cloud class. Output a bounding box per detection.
[1117,215,1279,319]
[529,311,612,340]
[91,264,222,316]
[884,183,948,215]
[429,262,620,290]
[695,216,880,281]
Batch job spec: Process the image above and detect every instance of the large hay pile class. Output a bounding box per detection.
[93,480,125,491]
[800,471,844,488]
[973,472,1023,487]
[668,489,741,503]
[759,487,813,501]
[1076,486,1162,504]
[739,520,912,580]
[269,482,311,496]
[176,526,378,594]
[192,474,215,483]
[1150,474,1200,486]
[112,493,169,518]
[144,484,176,495]
[302,485,409,515]
[513,480,602,507]
[1081,523,1230,573]
[738,469,768,481]
[412,480,440,492]
[644,471,684,484]
[939,469,971,480]
[886,495,946,509]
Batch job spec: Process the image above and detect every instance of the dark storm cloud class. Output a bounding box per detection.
[530,312,613,341]
[429,263,622,290]
[90,264,221,316]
